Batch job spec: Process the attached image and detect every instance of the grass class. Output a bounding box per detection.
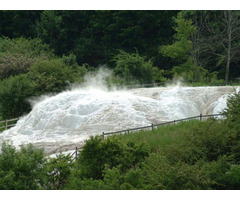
[109,120,203,153]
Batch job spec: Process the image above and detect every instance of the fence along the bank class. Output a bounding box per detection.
[71,113,224,161]
[102,113,223,137]
[0,118,19,132]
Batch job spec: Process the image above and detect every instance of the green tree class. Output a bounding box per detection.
[67,136,148,188]
[113,50,165,84]
[0,10,42,38]
[28,59,75,95]
[44,153,73,190]
[160,12,207,82]
[223,91,240,130]
[0,37,54,59]
[0,143,46,190]
[0,53,34,80]
[35,11,62,52]
[0,74,34,119]
[224,165,240,189]
[0,37,55,80]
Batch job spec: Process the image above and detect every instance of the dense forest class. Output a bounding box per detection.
[1,10,240,82]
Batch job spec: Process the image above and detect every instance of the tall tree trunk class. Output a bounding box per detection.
[225,58,230,84]
[225,10,232,84]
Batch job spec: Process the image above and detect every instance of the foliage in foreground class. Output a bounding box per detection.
[0,118,240,190]
[0,143,45,189]
[0,143,74,190]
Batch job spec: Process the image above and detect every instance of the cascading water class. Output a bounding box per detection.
[0,80,239,155]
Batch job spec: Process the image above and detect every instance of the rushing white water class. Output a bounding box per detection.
[0,83,239,155]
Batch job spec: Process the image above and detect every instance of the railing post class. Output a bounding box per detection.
[102,132,105,140]
[151,123,154,131]
[5,120,7,130]
[200,114,202,122]
[75,147,78,161]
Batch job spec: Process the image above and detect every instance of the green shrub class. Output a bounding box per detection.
[0,53,34,80]
[222,91,240,163]
[0,37,54,59]
[197,156,231,189]
[102,166,123,189]
[113,49,165,84]
[62,54,88,83]
[183,120,236,162]
[223,91,240,130]
[0,143,46,190]
[65,178,107,190]
[74,137,148,179]
[44,153,73,190]
[0,37,55,80]
[28,59,75,95]
[224,164,240,189]
[67,136,149,189]
[0,74,34,119]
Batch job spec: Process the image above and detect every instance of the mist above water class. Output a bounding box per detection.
[0,69,239,155]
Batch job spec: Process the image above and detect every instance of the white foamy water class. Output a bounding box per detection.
[0,84,239,155]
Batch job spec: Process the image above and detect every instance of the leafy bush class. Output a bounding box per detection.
[0,143,46,190]
[28,59,75,95]
[0,37,54,59]
[76,137,148,179]
[182,120,236,162]
[222,91,240,163]
[113,50,165,84]
[224,164,240,189]
[0,53,34,80]
[139,154,198,189]
[0,74,34,119]
[66,136,149,189]
[0,37,55,80]
[44,153,73,190]
[223,91,240,130]
[62,54,88,83]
